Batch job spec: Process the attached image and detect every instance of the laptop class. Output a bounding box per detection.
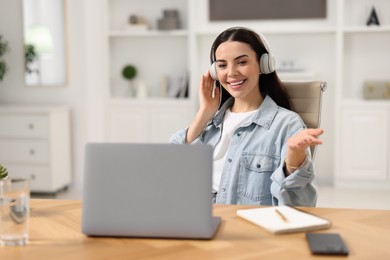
[81,143,221,239]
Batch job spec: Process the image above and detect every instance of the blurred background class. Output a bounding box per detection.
[0,0,389,209]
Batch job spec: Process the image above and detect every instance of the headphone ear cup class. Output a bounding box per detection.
[210,62,218,80]
[260,53,275,74]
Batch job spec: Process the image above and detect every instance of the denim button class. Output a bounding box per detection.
[222,188,226,192]
[256,164,261,168]
[228,158,232,162]
[237,132,241,136]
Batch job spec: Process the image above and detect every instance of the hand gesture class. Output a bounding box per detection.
[185,71,222,143]
[285,128,324,174]
[287,128,324,152]
[198,71,221,118]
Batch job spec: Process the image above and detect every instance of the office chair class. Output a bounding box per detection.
[282,80,327,160]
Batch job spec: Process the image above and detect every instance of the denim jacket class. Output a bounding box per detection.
[170,95,317,206]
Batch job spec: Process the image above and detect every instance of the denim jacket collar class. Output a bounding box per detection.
[212,95,278,130]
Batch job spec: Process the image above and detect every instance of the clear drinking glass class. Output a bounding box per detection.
[0,178,30,246]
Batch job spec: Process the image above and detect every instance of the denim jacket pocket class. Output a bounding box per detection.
[237,154,278,204]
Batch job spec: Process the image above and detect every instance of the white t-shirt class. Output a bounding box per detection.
[212,108,258,191]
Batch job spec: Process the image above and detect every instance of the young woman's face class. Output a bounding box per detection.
[215,41,261,101]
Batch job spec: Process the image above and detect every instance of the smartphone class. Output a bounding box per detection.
[306,233,349,256]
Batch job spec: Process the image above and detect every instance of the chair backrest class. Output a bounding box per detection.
[282,80,327,159]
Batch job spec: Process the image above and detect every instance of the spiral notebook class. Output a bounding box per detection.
[237,206,331,234]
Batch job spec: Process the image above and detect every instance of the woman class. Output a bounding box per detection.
[170,27,323,206]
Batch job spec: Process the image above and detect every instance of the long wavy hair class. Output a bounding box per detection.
[210,27,291,110]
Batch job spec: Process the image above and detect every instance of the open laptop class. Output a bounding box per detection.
[81,143,221,239]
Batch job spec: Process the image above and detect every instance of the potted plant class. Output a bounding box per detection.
[0,35,10,81]
[25,44,38,75]
[122,64,138,96]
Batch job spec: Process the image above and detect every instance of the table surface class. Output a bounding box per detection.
[1,199,390,259]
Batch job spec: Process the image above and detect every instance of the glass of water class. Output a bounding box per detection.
[0,178,30,246]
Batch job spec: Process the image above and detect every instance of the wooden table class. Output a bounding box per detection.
[1,199,389,259]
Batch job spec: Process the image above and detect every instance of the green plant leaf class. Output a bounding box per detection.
[0,61,7,80]
[0,35,10,81]
[122,64,137,80]
[0,164,8,179]
[0,35,10,57]
[25,44,38,74]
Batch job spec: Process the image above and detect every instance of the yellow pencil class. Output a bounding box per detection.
[275,208,289,223]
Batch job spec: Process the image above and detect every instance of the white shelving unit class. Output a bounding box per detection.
[108,29,188,37]
[105,0,189,97]
[335,0,390,189]
[104,0,192,143]
[101,0,390,186]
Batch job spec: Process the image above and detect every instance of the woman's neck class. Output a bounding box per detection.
[231,93,264,113]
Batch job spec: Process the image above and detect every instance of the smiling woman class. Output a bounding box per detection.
[22,0,68,87]
[170,27,324,207]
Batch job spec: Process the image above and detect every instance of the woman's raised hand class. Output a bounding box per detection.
[284,128,324,174]
[198,71,220,118]
[287,128,324,152]
[185,71,221,143]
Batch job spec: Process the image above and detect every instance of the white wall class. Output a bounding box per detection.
[0,0,89,188]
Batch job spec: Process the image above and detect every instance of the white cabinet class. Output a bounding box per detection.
[334,0,390,188]
[107,99,191,143]
[337,103,390,188]
[0,106,72,193]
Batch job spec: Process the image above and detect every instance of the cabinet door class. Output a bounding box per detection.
[339,108,388,181]
[0,140,49,164]
[5,165,51,192]
[108,103,191,143]
[108,107,149,143]
[149,107,190,143]
[0,114,49,138]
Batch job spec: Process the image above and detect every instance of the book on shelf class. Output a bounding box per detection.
[237,206,331,234]
[165,72,188,98]
[176,72,189,98]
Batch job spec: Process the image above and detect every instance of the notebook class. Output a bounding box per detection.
[81,143,221,239]
[237,206,331,234]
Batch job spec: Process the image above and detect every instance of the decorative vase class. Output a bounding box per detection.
[136,80,148,98]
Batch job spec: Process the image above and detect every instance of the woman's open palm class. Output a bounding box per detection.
[288,128,324,152]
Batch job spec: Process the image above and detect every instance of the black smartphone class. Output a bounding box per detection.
[306,233,349,256]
